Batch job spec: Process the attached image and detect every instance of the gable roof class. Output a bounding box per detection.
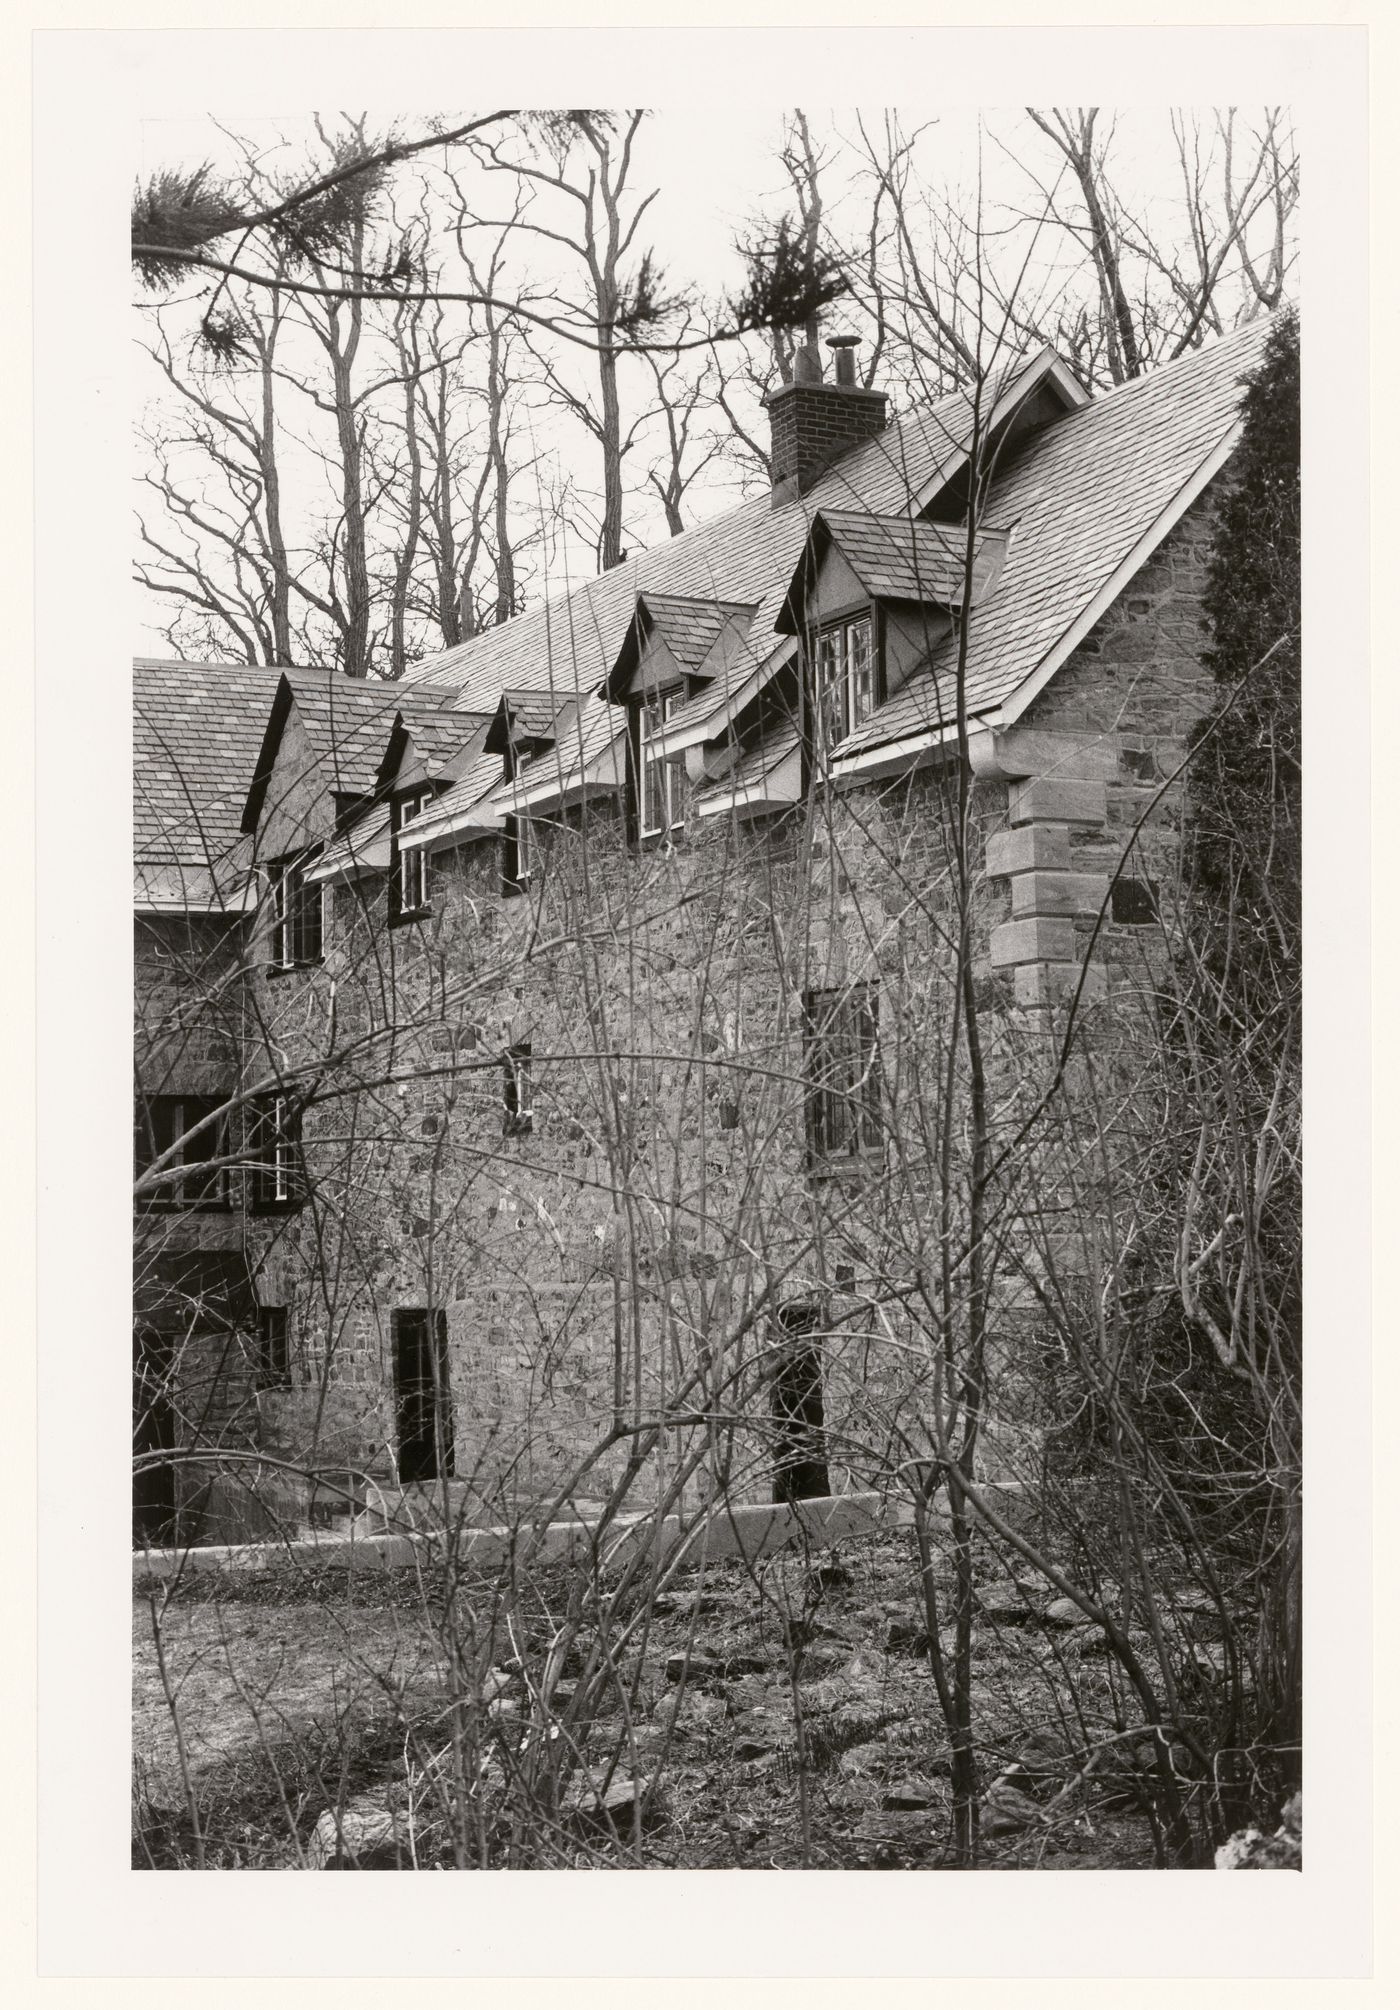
[397,349,1073,840]
[775,512,1015,631]
[831,317,1273,774]
[241,671,465,836]
[134,657,284,909]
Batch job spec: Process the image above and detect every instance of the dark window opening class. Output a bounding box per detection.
[1111,877,1159,925]
[249,1093,307,1211]
[134,1094,230,1210]
[392,1309,454,1484]
[257,1307,291,1390]
[390,789,432,921]
[803,982,882,1166]
[811,612,877,759]
[503,1041,534,1136]
[771,1302,829,1503]
[267,853,323,968]
[133,1330,178,1547]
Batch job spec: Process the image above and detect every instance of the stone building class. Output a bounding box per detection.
[132,317,1274,1543]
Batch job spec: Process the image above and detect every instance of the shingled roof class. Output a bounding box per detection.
[134,657,284,908]
[777,513,1015,629]
[832,317,1273,770]
[241,671,468,835]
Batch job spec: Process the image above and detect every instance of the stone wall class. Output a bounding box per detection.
[156,485,1227,1528]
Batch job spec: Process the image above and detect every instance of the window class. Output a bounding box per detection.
[502,813,533,896]
[392,1309,454,1483]
[812,613,876,756]
[1111,877,1159,925]
[771,1302,830,1502]
[256,1307,291,1390]
[134,1094,229,1209]
[391,789,431,921]
[267,854,323,968]
[249,1093,306,1210]
[502,1040,533,1137]
[803,983,882,1164]
[640,689,688,839]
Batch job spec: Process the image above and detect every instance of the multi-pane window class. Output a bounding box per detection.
[803,983,883,1164]
[249,1093,306,1210]
[256,1307,291,1390]
[812,614,876,755]
[134,1093,229,1209]
[267,854,323,969]
[502,1040,534,1137]
[392,789,431,919]
[640,689,688,839]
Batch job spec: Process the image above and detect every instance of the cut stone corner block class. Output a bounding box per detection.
[1010,870,1111,920]
[990,916,1077,970]
[1012,959,1109,1008]
[984,822,1072,879]
[1007,777,1108,830]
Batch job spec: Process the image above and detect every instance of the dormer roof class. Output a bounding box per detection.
[775,513,1016,634]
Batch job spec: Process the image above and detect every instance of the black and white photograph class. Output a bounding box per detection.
[25,14,1376,1991]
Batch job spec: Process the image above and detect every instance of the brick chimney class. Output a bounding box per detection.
[765,335,888,506]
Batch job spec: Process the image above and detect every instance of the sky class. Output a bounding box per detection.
[133,104,1296,662]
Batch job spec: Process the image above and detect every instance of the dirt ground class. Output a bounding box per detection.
[132,1532,1171,1870]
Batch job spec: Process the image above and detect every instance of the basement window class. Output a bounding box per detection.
[267,853,323,969]
[503,1041,534,1137]
[1111,877,1159,925]
[812,612,877,756]
[803,982,883,1166]
[134,1093,230,1210]
[256,1307,291,1390]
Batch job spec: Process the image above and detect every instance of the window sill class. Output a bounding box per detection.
[388,906,432,929]
[266,959,324,979]
[248,1197,308,1218]
[500,879,532,900]
[136,1198,234,1215]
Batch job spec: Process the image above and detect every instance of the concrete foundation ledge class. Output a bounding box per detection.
[131,1482,1035,1584]
[132,1489,913,1582]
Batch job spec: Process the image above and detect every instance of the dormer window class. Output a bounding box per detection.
[390,789,431,922]
[640,689,688,839]
[267,853,323,970]
[812,613,876,756]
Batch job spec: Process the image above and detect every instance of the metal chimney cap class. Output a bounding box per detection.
[825,333,861,350]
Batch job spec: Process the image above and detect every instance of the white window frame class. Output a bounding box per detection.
[640,688,687,839]
[267,854,323,968]
[395,789,431,915]
[812,612,876,756]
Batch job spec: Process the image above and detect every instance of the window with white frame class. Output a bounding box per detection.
[267,853,323,968]
[812,613,876,756]
[250,1093,305,1210]
[392,789,431,918]
[640,689,688,839]
[503,811,533,895]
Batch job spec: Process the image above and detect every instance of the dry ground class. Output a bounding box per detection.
[133,1530,1172,1870]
